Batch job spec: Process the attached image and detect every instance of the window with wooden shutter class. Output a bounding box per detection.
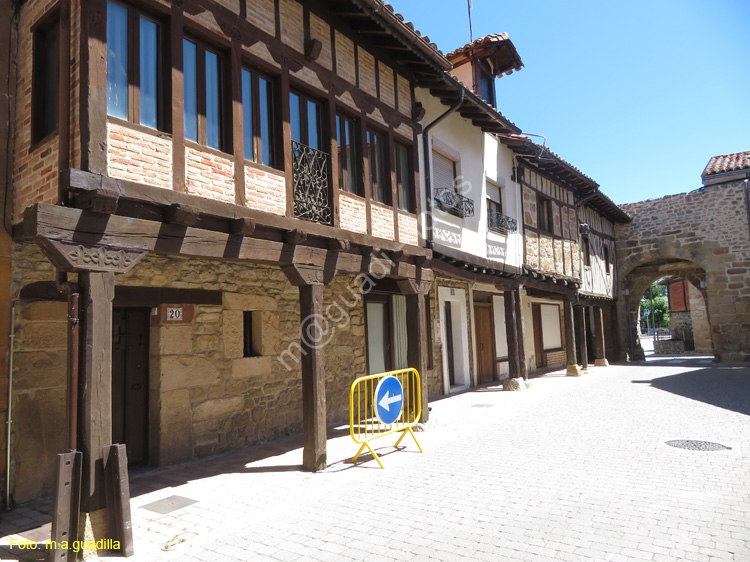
[433,151,456,191]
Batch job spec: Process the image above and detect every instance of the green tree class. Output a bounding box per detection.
[640,280,670,331]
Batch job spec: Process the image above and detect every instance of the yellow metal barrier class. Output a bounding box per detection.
[349,368,423,468]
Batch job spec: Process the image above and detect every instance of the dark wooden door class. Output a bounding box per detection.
[444,301,456,386]
[112,308,150,466]
[474,303,496,384]
[532,304,545,369]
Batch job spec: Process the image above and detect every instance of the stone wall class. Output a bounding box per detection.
[8,241,372,502]
[616,179,750,361]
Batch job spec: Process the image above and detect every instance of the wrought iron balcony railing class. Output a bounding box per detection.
[292,140,331,225]
[488,212,517,235]
[434,188,474,218]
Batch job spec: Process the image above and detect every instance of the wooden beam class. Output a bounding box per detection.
[50,451,82,562]
[513,287,528,380]
[503,289,521,380]
[576,305,589,370]
[405,293,428,422]
[102,444,134,556]
[593,305,608,366]
[164,203,201,227]
[563,298,578,372]
[299,283,326,470]
[78,271,115,512]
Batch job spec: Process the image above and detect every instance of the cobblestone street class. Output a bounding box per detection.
[3,358,749,561]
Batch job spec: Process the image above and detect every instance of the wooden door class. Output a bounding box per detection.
[474,303,496,384]
[532,303,545,369]
[112,308,150,466]
[444,301,456,386]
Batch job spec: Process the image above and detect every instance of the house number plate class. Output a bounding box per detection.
[166,306,183,321]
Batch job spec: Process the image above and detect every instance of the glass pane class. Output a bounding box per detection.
[241,69,253,161]
[345,117,357,193]
[43,28,59,137]
[479,72,494,106]
[205,49,221,150]
[289,92,301,144]
[106,1,128,119]
[306,99,320,150]
[139,17,159,129]
[369,131,385,203]
[259,77,273,166]
[336,115,343,188]
[398,144,410,211]
[392,295,407,370]
[366,302,387,374]
[183,39,197,142]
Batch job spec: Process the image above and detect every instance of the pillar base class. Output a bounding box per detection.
[594,358,609,367]
[79,508,113,559]
[566,364,583,377]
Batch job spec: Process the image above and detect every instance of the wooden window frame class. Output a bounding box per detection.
[184,35,231,152]
[242,66,278,169]
[290,89,325,150]
[336,110,361,196]
[107,1,168,131]
[364,293,394,374]
[582,237,591,267]
[603,244,610,273]
[474,60,496,106]
[537,195,554,234]
[31,9,60,146]
[395,141,414,212]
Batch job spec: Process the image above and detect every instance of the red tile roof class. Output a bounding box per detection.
[702,151,750,177]
[445,33,524,77]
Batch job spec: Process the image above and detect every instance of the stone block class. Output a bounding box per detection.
[157,389,193,465]
[566,365,583,377]
[21,301,66,321]
[232,356,272,379]
[12,351,67,390]
[594,358,609,367]
[502,378,526,392]
[159,356,220,391]
[193,396,244,422]
[223,292,278,311]
[157,325,193,355]
[22,322,67,350]
[223,310,243,358]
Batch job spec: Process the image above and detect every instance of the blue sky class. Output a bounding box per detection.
[388,0,750,204]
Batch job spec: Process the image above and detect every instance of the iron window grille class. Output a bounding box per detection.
[292,140,331,225]
[434,188,474,218]
[487,199,517,235]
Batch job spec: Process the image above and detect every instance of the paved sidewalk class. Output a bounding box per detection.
[2,359,749,561]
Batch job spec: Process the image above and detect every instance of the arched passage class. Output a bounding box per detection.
[617,258,713,360]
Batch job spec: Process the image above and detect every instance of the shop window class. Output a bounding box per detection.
[32,13,59,144]
[242,68,276,167]
[107,1,165,130]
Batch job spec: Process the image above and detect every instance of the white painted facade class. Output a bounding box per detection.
[437,286,472,391]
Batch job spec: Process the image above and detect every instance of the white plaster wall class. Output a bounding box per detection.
[437,286,471,393]
[541,304,562,350]
[492,294,509,378]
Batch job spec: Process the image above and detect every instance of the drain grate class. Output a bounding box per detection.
[665,440,731,451]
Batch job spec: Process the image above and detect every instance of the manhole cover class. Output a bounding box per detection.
[142,495,198,514]
[665,440,731,451]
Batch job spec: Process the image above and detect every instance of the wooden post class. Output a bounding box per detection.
[299,283,327,471]
[513,287,528,380]
[593,306,609,366]
[78,271,115,511]
[564,297,582,376]
[50,451,82,562]
[503,289,520,379]
[405,292,428,422]
[103,444,134,556]
[576,305,589,371]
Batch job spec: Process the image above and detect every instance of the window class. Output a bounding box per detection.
[395,143,413,212]
[242,68,275,167]
[184,38,227,150]
[365,294,408,374]
[336,113,359,194]
[243,311,260,357]
[367,129,387,204]
[537,195,553,234]
[477,68,495,107]
[32,14,59,144]
[106,1,164,129]
[433,151,457,193]
[582,237,591,267]
[290,91,323,150]
[603,244,610,273]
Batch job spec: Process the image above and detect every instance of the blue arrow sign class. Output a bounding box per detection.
[374,376,403,425]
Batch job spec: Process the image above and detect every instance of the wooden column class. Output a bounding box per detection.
[80,0,108,174]
[564,297,582,377]
[398,276,432,423]
[513,287,528,380]
[576,305,589,370]
[503,289,521,379]
[78,271,116,511]
[171,4,186,192]
[298,284,327,471]
[593,306,609,366]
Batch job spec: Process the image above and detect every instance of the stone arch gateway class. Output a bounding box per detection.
[614,159,750,362]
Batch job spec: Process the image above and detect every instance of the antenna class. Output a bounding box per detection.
[467,0,473,44]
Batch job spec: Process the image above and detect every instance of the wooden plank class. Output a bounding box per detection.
[50,451,82,562]
[503,289,520,379]
[593,305,606,361]
[27,204,426,279]
[58,0,72,203]
[81,0,108,174]
[78,271,115,512]
[102,444,134,556]
[171,4,186,192]
[231,37,246,206]
[406,293,428,422]
[281,69,294,217]
[299,284,327,470]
